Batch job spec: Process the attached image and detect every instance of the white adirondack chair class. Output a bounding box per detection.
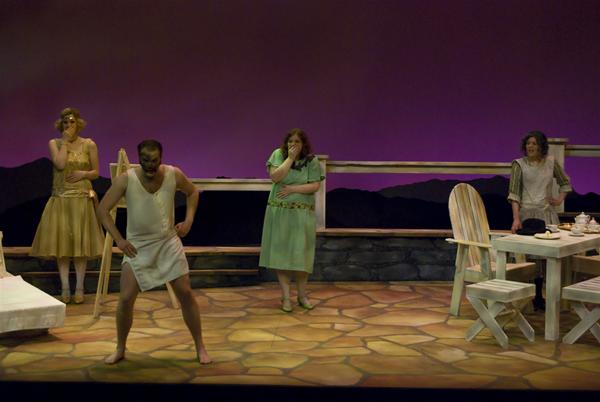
[446,183,537,316]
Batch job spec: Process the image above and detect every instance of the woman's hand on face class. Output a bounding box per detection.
[277,185,294,198]
[511,218,522,234]
[62,125,76,142]
[288,144,301,160]
[66,170,86,183]
[117,239,137,258]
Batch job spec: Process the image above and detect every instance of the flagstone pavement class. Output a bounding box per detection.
[1,281,600,391]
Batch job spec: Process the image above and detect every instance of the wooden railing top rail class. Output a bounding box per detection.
[191,178,272,191]
[110,138,598,193]
[109,163,273,191]
[186,141,598,189]
[565,144,600,157]
[326,161,512,175]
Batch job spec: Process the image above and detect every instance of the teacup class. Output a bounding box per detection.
[571,224,585,235]
[546,224,559,233]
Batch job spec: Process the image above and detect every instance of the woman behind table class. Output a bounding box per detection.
[30,107,105,304]
[508,131,572,231]
[508,130,572,310]
[259,128,324,312]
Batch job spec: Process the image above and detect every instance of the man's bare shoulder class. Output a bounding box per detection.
[171,165,189,178]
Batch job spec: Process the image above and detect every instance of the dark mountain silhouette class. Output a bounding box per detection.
[1,159,598,246]
[378,176,510,203]
[0,158,112,215]
[0,158,53,215]
[326,187,514,230]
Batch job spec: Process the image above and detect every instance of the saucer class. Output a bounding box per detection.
[534,232,561,240]
[569,233,585,237]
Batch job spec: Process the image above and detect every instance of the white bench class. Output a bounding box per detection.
[562,276,600,344]
[465,279,535,349]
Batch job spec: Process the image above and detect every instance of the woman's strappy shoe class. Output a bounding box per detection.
[297,297,314,310]
[73,288,85,304]
[281,298,293,313]
[60,289,71,304]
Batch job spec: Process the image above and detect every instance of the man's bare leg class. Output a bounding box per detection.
[105,263,139,364]
[170,274,211,364]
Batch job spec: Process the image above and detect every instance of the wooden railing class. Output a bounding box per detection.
[326,161,511,175]
[112,138,599,230]
[565,144,600,157]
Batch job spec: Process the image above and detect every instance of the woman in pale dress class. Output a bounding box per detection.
[508,130,572,310]
[30,108,105,304]
[259,129,324,312]
[509,131,572,232]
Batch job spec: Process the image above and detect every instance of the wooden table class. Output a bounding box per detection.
[492,231,600,341]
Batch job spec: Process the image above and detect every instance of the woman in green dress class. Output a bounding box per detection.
[259,128,324,312]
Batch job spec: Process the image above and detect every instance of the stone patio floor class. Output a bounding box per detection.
[1,281,600,391]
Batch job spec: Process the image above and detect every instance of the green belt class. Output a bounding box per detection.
[268,199,314,211]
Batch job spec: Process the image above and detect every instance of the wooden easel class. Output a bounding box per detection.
[93,149,179,318]
[0,231,10,278]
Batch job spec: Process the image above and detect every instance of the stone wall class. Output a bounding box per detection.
[5,235,456,294]
[260,235,456,282]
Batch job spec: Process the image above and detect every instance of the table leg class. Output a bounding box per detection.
[545,257,561,341]
[561,256,572,311]
[495,251,507,280]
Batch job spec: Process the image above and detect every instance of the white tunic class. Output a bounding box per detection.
[122,165,189,291]
[515,156,559,224]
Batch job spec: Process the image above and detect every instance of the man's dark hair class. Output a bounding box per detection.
[137,139,163,156]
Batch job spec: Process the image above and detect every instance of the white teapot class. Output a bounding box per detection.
[575,212,591,225]
[588,217,600,233]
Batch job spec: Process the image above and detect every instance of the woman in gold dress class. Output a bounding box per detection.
[30,108,105,303]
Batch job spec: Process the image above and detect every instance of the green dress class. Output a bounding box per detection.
[259,148,324,273]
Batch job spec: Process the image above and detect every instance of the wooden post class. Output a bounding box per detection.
[93,149,179,318]
[315,154,328,230]
[549,137,568,213]
[0,231,8,278]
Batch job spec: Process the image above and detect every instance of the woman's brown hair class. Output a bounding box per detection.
[280,128,314,164]
[54,107,87,134]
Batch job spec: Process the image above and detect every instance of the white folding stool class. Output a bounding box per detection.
[562,276,600,344]
[465,279,535,349]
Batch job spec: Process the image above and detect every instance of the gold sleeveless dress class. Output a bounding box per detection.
[30,139,104,259]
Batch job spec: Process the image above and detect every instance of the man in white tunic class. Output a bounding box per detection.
[97,140,211,364]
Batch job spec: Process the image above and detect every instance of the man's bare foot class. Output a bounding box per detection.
[198,348,212,364]
[104,349,125,364]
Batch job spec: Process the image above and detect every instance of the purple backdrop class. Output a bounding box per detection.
[2,0,599,193]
